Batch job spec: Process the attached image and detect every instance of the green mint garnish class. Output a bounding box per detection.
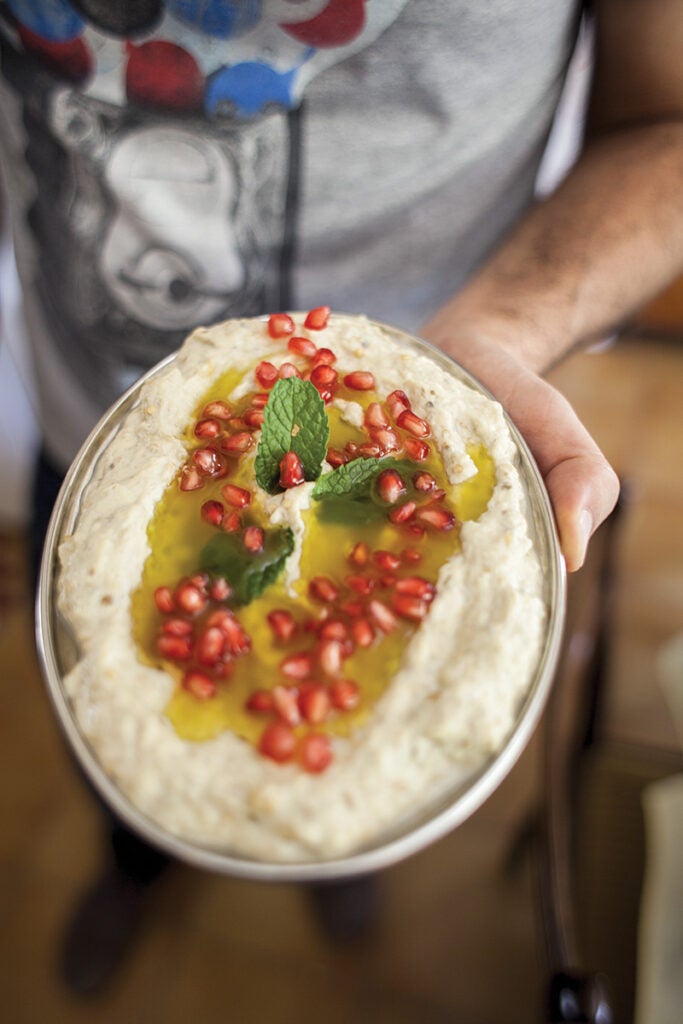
[312,456,418,525]
[254,377,329,493]
[312,456,411,502]
[199,528,294,606]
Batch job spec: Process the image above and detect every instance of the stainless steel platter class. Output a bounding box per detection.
[36,319,566,882]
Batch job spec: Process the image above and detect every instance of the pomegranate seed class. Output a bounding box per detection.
[227,416,245,432]
[161,618,193,637]
[403,437,430,461]
[345,442,360,457]
[242,408,265,427]
[429,489,447,502]
[303,608,330,633]
[157,633,193,661]
[339,599,363,617]
[192,447,221,477]
[243,525,264,553]
[246,689,274,714]
[206,608,233,630]
[268,312,295,338]
[267,609,297,642]
[299,683,331,724]
[212,659,234,680]
[401,546,423,563]
[278,362,300,379]
[197,626,226,666]
[406,523,427,538]
[309,576,339,603]
[222,484,251,508]
[280,450,305,489]
[326,447,348,468]
[329,679,361,711]
[392,593,429,622]
[280,652,313,679]
[288,335,317,358]
[259,721,296,762]
[344,371,375,391]
[189,572,209,591]
[396,576,436,601]
[312,347,336,367]
[221,431,254,454]
[182,670,216,701]
[389,500,416,524]
[256,361,279,389]
[348,542,370,567]
[397,409,430,437]
[154,586,175,614]
[317,638,344,676]
[374,550,401,571]
[251,392,270,409]
[371,427,400,453]
[376,468,407,504]
[358,443,381,458]
[345,574,375,595]
[386,389,411,419]
[319,619,348,642]
[179,464,203,491]
[209,577,232,601]
[194,418,221,439]
[202,400,232,420]
[310,364,338,389]
[304,305,331,330]
[223,511,241,533]
[378,572,397,589]
[413,471,437,492]
[175,581,208,615]
[364,402,389,429]
[368,599,397,634]
[219,616,251,656]
[351,618,374,648]
[272,684,301,727]
[299,732,333,772]
[414,507,456,530]
[201,499,224,526]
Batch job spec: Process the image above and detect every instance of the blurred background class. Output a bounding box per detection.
[2,32,682,1024]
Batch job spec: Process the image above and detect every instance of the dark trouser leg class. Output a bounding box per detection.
[306,874,382,942]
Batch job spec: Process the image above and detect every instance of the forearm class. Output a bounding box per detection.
[424,120,683,374]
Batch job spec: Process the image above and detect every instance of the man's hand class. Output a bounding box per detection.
[419,325,619,572]
[423,0,682,570]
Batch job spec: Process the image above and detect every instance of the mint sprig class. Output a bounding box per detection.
[199,528,294,606]
[312,456,412,502]
[254,378,329,493]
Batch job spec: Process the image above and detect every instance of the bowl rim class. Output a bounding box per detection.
[35,315,566,882]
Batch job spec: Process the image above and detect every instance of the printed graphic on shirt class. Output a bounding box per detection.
[0,0,409,408]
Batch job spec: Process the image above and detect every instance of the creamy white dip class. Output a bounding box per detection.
[57,314,547,862]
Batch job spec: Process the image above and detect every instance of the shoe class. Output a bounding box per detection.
[307,873,382,943]
[60,866,150,995]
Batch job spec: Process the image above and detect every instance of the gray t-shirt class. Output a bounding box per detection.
[0,0,579,468]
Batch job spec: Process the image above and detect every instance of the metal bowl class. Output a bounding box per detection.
[36,319,566,882]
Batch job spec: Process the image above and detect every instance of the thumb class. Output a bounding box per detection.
[423,329,620,571]
[497,367,621,571]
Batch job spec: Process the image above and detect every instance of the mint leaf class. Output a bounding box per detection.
[312,456,411,502]
[199,528,294,606]
[254,378,329,493]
